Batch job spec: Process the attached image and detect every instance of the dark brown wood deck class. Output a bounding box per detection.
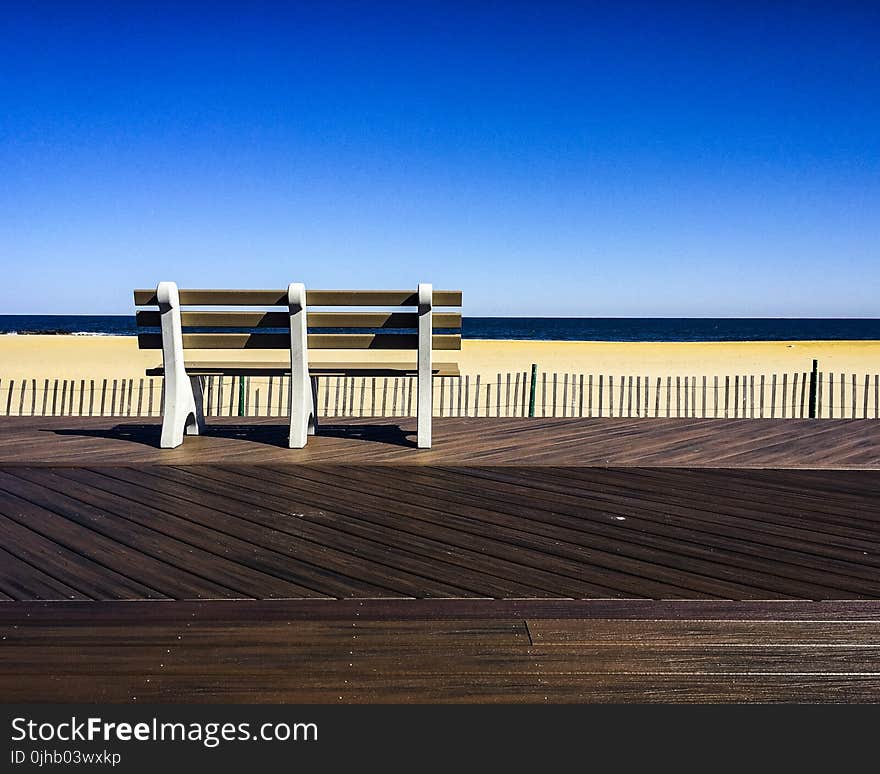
[2,415,879,468]
[3,600,880,703]
[1,416,879,702]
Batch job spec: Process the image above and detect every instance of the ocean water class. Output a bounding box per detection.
[1,315,879,342]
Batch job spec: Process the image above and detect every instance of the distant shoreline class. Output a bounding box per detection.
[4,331,880,345]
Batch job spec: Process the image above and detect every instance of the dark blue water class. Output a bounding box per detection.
[2,315,879,341]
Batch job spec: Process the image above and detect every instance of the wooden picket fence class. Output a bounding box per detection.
[2,371,879,419]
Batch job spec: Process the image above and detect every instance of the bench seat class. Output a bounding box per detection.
[146,361,461,377]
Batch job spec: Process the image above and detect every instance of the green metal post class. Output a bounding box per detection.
[808,359,818,418]
[238,376,246,417]
[528,364,537,417]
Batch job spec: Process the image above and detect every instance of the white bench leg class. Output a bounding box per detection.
[185,375,207,436]
[288,282,313,448]
[157,281,205,449]
[289,375,315,448]
[417,283,433,448]
[160,372,202,448]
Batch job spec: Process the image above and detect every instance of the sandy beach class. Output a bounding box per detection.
[0,335,878,382]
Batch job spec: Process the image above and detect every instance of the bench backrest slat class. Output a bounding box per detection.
[134,289,462,307]
[137,333,461,350]
[135,310,462,329]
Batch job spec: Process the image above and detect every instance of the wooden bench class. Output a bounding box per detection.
[134,283,462,449]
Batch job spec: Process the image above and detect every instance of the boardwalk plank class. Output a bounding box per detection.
[2,602,880,702]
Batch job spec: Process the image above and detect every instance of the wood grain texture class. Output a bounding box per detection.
[1,461,879,601]
[1,600,879,703]
[133,289,462,306]
[144,362,461,377]
[1,416,878,468]
[136,310,461,329]
[137,333,461,350]
[2,414,878,702]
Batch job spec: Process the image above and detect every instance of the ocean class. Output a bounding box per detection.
[1,315,879,342]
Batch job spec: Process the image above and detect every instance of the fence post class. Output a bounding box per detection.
[528,364,537,417]
[808,359,818,418]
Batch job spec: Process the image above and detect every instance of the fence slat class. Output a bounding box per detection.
[853,373,858,419]
[749,375,755,419]
[579,374,585,418]
[874,373,879,419]
[541,372,547,417]
[759,375,765,418]
[798,372,806,418]
[561,373,568,418]
[4,379,13,416]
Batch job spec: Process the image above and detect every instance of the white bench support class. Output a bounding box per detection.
[417,282,433,449]
[157,281,205,448]
[288,282,316,448]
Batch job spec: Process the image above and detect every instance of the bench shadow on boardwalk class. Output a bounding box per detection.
[48,421,418,449]
[1,415,879,702]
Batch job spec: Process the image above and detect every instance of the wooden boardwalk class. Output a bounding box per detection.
[2,463,880,601]
[2,415,880,467]
[3,600,880,703]
[1,415,879,702]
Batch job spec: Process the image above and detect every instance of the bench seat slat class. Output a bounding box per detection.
[145,361,461,377]
[134,289,462,307]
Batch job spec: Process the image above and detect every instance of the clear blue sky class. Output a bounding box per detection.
[1,1,878,316]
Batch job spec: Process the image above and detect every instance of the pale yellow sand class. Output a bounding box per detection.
[1,335,878,382]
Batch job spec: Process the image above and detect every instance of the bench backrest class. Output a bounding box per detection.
[133,287,462,353]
